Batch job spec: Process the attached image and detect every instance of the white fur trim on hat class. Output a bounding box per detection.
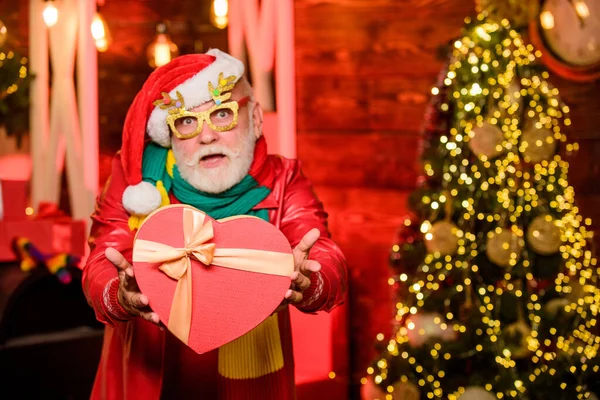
[146,49,245,147]
[122,181,162,216]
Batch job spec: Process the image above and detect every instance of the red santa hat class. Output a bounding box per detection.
[120,49,245,216]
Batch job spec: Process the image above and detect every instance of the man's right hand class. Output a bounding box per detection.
[105,247,161,325]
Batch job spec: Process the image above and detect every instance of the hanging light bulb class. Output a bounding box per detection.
[91,12,111,52]
[210,0,229,29]
[43,0,59,28]
[147,22,179,69]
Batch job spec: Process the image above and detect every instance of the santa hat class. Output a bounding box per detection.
[120,49,245,216]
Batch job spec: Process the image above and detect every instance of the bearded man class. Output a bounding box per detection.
[83,49,347,400]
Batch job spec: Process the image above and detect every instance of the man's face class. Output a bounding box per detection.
[170,82,262,194]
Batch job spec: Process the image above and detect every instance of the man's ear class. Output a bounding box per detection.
[252,102,263,140]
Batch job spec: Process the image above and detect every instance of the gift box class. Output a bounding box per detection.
[132,204,294,354]
[0,218,86,262]
[0,179,28,221]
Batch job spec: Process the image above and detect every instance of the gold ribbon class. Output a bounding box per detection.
[133,206,293,345]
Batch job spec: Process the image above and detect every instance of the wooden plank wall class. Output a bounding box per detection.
[293,0,600,395]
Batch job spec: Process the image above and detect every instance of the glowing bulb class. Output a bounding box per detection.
[147,22,179,69]
[91,12,111,52]
[470,83,482,95]
[154,42,172,66]
[475,26,491,41]
[95,38,108,52]
[0,21,7,48]
[421,221,432,233]
[43,1,58,27]
[210,0,229,29]
[214,0,228,17]
[574,0,590,19]
[540,11,554,30]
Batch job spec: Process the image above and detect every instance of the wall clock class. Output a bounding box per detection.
[529,0,600,81]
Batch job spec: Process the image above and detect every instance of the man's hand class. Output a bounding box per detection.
[105,247,161,325]
[274,228,322,313]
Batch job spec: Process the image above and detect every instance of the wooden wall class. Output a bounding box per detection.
[293,0,600,396]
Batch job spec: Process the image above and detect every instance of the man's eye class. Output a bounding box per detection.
[217,111,229,118]
[183,117,195,125]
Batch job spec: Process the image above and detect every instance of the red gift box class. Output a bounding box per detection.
[0,218,86,262]
[132,204,294,354]
[0,179,28,221]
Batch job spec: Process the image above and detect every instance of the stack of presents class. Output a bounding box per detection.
[0,174,86,273]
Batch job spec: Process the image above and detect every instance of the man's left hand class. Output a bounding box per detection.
[274,228,322,313]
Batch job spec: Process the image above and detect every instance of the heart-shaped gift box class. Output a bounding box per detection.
[132,204,294,354]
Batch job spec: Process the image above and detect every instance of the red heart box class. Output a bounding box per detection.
[132,205,294,354]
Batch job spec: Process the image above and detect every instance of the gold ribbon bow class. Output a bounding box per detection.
[133,206,294,345]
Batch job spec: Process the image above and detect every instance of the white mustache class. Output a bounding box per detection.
[184,145,241,166]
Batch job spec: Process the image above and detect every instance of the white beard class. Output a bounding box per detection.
[172,130,256,194]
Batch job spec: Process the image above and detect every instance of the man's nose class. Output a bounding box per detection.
[197,123,218,144]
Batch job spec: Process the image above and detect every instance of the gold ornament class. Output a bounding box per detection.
[564,278,586,305]
[475,0,536,29]
[0,20,6,48]
[544,297,570,318]
[425,221,459,255]
[486,229,523,267]
[406,313,456,347]
[458,386,497,400]
[526,215,561,255]
[506,79,522,110]
[489,80,522,116]
[520,126,557,163]
[469,122,504,159]
[504,320,532,359]
[391,380,420,400]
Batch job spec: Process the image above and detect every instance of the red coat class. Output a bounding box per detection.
[82,153,347,400]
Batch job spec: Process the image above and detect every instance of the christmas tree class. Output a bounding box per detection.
[364,13,599,400]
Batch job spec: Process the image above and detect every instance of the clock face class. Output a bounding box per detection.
[540,0,600,67]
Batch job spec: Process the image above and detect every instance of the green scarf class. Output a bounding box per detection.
[142,143,270,221]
